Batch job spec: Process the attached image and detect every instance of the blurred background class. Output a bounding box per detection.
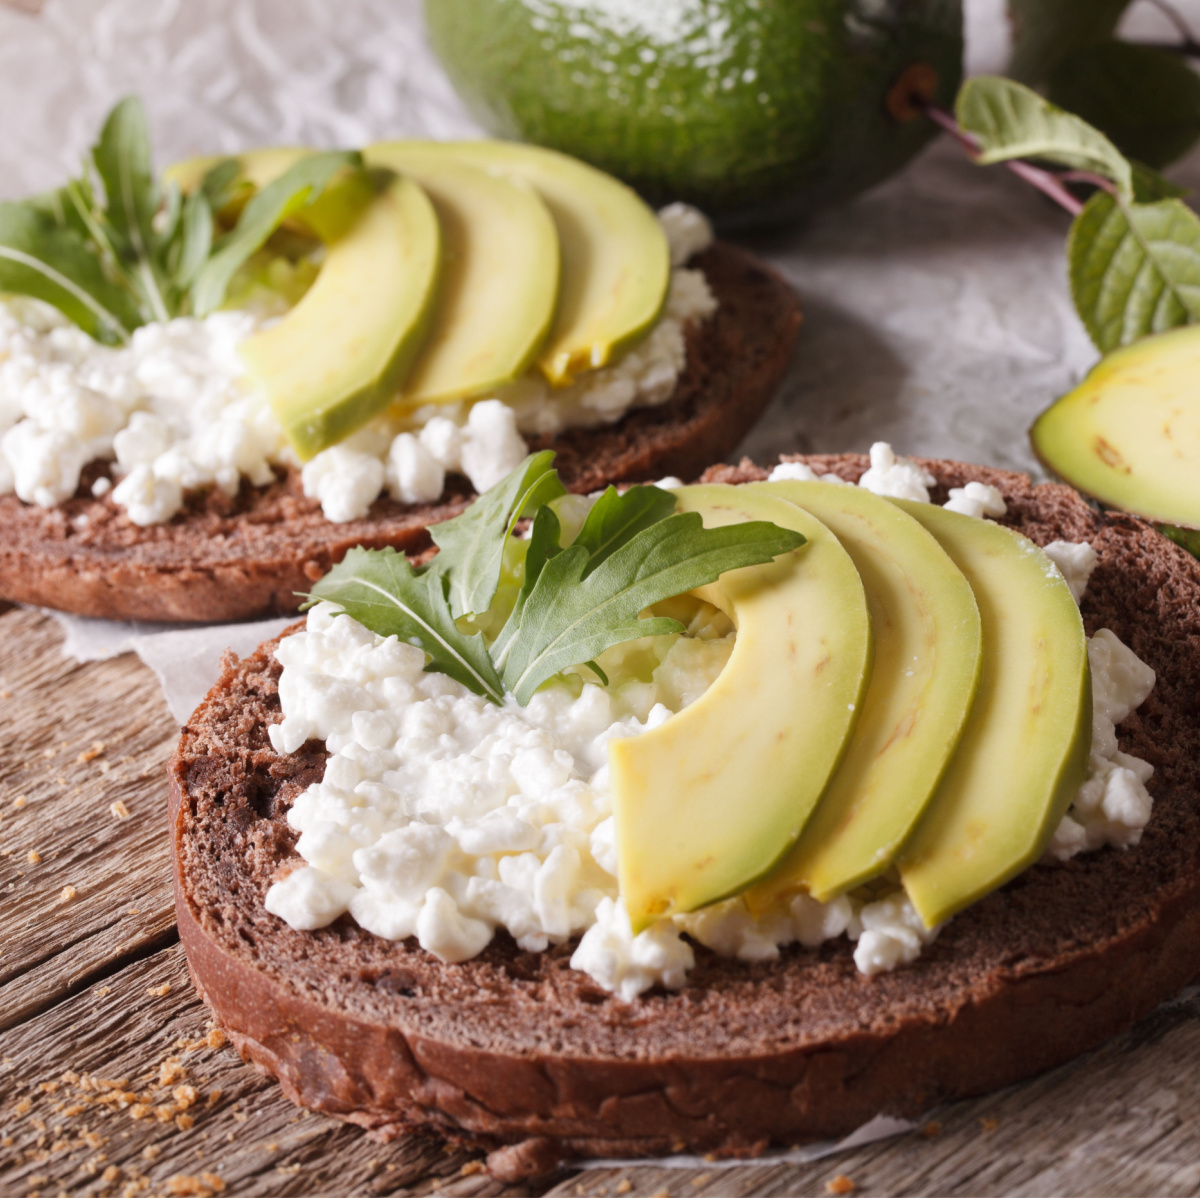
[1,0,1197,476]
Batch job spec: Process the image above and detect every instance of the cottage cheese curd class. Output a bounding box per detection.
[262,452,1159,999]
[0,207,716,526]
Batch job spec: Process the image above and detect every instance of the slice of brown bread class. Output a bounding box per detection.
[170,454,1200,1182]
[0,242,799,624]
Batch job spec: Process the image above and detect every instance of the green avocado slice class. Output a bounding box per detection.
[364,143,561,405]
[892,502,1092,929]
[392,140,671,386]
[1031,324,1200,530]
[743,481,982,909]
[238,171,441,460]
[610,484,872,933]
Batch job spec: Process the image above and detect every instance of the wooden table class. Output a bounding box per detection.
[4,603,1200,1198]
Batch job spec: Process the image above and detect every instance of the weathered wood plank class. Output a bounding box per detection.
[547,989,1200,1198]
[0,943,523,1198]
[0,609,180,1030]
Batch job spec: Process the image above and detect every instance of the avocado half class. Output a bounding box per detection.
[424,0,963,231]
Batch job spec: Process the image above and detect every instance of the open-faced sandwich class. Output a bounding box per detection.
[0,100,799,622]
[170,444,1200,1180]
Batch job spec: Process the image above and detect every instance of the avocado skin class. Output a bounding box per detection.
[424,0,963,231]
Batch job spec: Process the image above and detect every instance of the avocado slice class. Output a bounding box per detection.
[743,481,982,909]
[1031,325,1200,530]
[370,140,669,386]
[611,484,872,933]
[239,171,441,460]
[365,143,561,404]
[424,0,963,231]
[892,502,1092,929]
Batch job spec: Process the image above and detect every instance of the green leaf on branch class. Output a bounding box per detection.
[303,546,505,704]
[430,450,566,619]
[498,513,807,705]
[1067,192,1200,351]
[191,149,363,316]
[1006,0,1131,85]
[0,202,141,344]
[957,76,1133,199]
[1048,41,1200,170]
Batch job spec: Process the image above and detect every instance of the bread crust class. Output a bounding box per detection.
[171,455,1200,1179]
[0,243,800,623]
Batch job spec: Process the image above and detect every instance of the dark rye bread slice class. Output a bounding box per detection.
[170,454,1200,1182]
[0,242,799,624]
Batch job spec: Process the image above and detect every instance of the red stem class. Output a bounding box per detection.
[924,103,1086,217]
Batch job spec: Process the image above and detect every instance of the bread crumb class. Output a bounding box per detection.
[206,1029,227,1050]
[59,885,77,903]
[921,1120,942,1139]
[460,1161,485,1176]
[691,1174,711,1186]
[95,986,110,997]
[102,1165,121,1184]
[176,1113,195,1131]
[13,795,26,809]
[110,800,131,820]
[651,1190,670,1199]
[27,849,41,864]
[616,1181,633,1194]
[277,1163,301,1176]
[147,984,171,998]
[173,1085,198,1108]
[166,1173,225,1197]
[78,741,106,763]
[0,689,10,698]
[81,1130,104,1149]
[826,1176,857,1196]
[38,1081,58,1093]
[979,1116,999,1132]
[13,1097,31,1116]
[142,1145,160,1160]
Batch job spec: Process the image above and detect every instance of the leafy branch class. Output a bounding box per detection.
[306,454,807,706]
[0,96,364,343]
[930,76,1200,352]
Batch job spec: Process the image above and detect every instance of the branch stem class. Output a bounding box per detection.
[924,103,1086,217]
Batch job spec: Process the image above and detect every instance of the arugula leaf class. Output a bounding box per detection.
[490,503,565,665]
[0,202,140,345]
[956,76,1133,200]
[191,150,362,316]
[431,451,566,618]
[303,547,504,703]
[1067,192,1200,351]
[90,95,173,323]
[1048,41,1200,171]
[499,513,806,705]
[571,484,679,575]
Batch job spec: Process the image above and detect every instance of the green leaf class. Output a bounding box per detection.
[1131,161,1190,203]
[1048,41,1200,170]
[1006,0,1130,85]
[490,504,565,665]
[956,76,1133,199]
[1067,192,1200,351]
[190,150,362,316]
[571,484,679,576]
[90,95,173,322]
[0,202,140,345]
[1158,524,1200,560]
[171,189,213,288]
[431,450,567,618]
[304,547,504,704]
[499,513,806,705]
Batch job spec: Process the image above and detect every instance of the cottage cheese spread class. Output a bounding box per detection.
[262,450,1159,999]
[0,207,716,526]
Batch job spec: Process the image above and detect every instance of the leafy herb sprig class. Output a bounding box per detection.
[0,96,362,345]
[304,453,807,706]
[931,76,1200,353]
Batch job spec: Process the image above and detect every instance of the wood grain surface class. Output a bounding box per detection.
[3,604,1200,1198]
